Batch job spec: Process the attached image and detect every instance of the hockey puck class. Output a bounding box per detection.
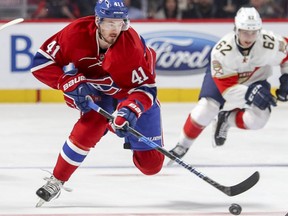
[229,203,242,215]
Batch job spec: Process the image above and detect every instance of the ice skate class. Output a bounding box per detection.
[36,175,71,207]
[213,111,231,147]
[167,143,189,166]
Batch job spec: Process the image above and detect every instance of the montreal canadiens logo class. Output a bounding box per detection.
[142,31,219,76]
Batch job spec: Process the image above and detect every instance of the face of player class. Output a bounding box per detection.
[238,29,259,48]
[99,18,124,45]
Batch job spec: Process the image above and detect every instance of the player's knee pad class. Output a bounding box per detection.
[190,97,221,126]
[243,106,270,129]
[133,150,164,175]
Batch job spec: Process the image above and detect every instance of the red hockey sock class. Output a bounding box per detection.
[183,115,205,139]
[53,139,89,181]
[235,109,246,129]
[53,155,78,182]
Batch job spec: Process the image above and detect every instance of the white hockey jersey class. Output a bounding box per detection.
[211,29,288,109]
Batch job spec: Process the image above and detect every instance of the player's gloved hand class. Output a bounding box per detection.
[275,74,288,102]
[245,83,277,110]
[113,101,143,137]
[58,69,94,113]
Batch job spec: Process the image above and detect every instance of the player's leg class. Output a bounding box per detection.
[169,71,224,160]
[53,111,109,181]
[124,100,165,175]
[133,150,164,175]
[36,94,114,205]
[235,106,271,129]
[36,111,108,204]
[226,99,271,131]
[213,109,236,146]
[214,80,272,146]
[170,97,221,157]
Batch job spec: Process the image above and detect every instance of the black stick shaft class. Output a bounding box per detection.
[88,101,259,196]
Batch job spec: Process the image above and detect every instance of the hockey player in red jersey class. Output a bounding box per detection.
[31,0,164,207]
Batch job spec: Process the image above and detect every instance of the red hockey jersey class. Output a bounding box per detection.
[31,16,157,111]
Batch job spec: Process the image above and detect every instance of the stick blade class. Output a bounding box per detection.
[0,18,24,31]
[228,171,260,196]
[9,18,24,25]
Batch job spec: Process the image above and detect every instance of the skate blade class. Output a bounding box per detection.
[211,137,224,148]
[36,199,45,207]
[167,159,175,166]
[211,139,218,148]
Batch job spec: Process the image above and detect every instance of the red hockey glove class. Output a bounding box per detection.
[58,69,95,113]
[113,101,143,137]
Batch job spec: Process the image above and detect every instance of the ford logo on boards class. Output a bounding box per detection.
[143,31,219,76]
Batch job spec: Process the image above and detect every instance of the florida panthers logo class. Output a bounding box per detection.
[212,60,223,77]
[87,76,121,95]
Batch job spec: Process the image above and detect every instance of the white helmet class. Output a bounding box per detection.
[235,7,262,31]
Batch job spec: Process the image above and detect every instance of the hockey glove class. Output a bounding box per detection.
[113,101,143,137]
[275,74,288,102]
[245,83,277,110]
[58,69,94,113]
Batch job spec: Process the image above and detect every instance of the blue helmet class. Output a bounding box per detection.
[95,0,129,19]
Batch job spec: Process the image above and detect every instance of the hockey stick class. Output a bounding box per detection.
[88,100,260,196]
[0,18,24,31]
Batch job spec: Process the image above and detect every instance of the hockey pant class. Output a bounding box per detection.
[53,99,164,181]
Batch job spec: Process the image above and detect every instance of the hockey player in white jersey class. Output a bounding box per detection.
[168,7,288,162]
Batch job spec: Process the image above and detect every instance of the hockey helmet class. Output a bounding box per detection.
[235,7,262,31]
[95,0,129,31]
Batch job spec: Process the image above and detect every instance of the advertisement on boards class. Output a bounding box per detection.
[0,21,286,89]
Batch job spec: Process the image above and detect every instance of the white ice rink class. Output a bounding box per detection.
[1,102,288,216]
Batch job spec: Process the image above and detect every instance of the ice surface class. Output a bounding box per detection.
[0,103,287,215]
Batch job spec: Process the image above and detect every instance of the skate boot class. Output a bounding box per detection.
[213,111,231,147]
[167,143,189,166]
[36,175,70,207]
